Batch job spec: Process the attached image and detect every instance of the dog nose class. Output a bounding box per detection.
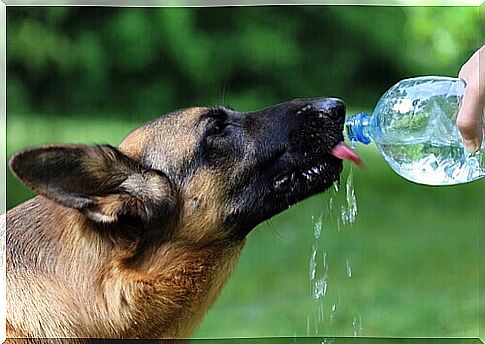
[311,98,346,120]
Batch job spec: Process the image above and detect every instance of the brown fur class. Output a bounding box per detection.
[6,196,244,339]
[5,107,245,339]
[6,98,347,340]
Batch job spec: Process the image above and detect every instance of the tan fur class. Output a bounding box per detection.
[6,97,347,340]
[5,106,245,339]
[6,196,244,339]
[122,107,209,173]
[6,97,346,339]
[118,127,147,160]
[178,169,228,244]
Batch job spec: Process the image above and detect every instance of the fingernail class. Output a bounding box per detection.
[464,139,479,153]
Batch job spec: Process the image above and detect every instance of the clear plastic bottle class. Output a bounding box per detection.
[346,76,484,185]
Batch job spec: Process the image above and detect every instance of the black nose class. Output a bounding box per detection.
[311,98,346,120]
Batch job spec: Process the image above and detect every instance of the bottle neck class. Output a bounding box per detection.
[345,112,372,145]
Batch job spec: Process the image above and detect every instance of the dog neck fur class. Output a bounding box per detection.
[5,196,245,338]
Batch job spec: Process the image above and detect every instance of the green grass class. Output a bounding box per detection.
[6,112,483,339]
[195,154,481,338]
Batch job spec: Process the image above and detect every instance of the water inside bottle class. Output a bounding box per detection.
[369,76,484,185]
[379,142,484,185]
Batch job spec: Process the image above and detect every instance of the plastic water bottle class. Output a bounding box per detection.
[346,76,484,185]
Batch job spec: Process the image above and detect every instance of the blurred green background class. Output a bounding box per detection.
[6,5,484,339]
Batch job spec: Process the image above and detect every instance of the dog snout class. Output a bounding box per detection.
[316,97,346,118]
[296,97,346,123]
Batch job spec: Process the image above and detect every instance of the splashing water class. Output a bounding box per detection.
[329,303,337,325]
[333,181,339,193]
[309,247,328,301]
[341,165,357,225]
[313,272,328,300]
[309,214,328,301]
[309,215,322,281]
[309,245,317,281]
[345,259,352,278]
[306,163,363,336]
[306,316,311,336]
[352,315,363,336]
[313,214,323,240]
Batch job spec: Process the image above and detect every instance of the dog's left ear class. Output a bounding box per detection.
[9,144,175,224]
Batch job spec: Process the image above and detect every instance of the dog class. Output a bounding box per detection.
[3,98,360,339]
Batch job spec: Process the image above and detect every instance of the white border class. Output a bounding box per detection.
[0,2,483,343]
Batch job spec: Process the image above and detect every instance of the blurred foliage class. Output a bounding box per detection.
[7,6,480,120]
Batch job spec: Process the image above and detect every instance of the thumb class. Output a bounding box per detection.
[457,86,483,153]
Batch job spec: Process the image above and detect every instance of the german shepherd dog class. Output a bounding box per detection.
[4,98,360,339]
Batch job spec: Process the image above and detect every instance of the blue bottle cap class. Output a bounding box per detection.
[346,112,371,145]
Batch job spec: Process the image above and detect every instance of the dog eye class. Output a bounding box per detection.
[205,109,228,136]
[206,118,228,137]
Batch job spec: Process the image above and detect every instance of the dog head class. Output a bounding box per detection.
[10,98,359,244]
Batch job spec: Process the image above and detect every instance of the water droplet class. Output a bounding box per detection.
[352,314,363,336]
[333,181,339,193]
[312,276,328,300]
[329,303,337,325]
[318,303,324,322]
[341,165,357,225]
[346,259,352,278]
[322,251,328,272]
[309,245,317,281]
[313,214,323,239]
[312,252,328,300]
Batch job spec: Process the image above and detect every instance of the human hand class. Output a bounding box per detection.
[457,45,484,153]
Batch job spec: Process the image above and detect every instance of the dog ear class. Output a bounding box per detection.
[9,144,175,224]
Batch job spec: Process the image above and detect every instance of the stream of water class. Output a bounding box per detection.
[307,165,363,337]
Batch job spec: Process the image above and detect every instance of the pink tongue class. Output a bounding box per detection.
[331,142,364,168]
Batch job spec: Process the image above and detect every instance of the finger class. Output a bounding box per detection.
[457,86,482,153]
